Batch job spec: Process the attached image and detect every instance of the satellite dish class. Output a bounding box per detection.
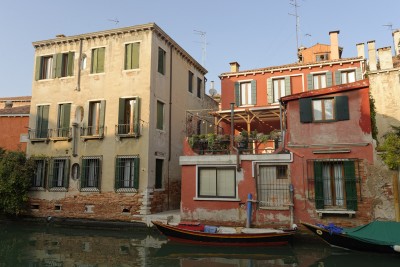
[209,88,217,96]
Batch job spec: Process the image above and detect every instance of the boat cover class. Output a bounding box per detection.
[343,221,400,246]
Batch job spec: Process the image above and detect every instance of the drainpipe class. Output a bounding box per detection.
[167,45,173,209]
[76,39,83,91]
[72,122,78,157]
[230,103,241,171]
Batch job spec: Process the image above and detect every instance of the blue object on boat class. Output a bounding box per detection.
[317,223,343,235]
[204,225,218,233]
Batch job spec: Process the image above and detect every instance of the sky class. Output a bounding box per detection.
[0,0,398,97]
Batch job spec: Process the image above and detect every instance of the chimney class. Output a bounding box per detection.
[229,62,240,72]
[4,100,13,109]
[367,40,377,71]
[393,29,400,56]
[356,43,365,58]
[377,46,393,69]
[329,30,340,60]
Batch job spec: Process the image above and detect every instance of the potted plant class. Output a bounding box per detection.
[236,130,249,151]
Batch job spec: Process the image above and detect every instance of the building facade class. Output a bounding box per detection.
[26,23,217,222]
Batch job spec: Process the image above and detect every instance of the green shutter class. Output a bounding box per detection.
[251,80,257,105]
[52,54,58,78]
[64,158,70,188]
[267,78,273,104]
[299,98,312,123]
[91,49,97,73]
[344,161,357,210]
[133,157,140,189]
[284,76,291,96]
[307,74,313,90]
[118,98,126,125]
[335,70,342,85]
[98,47,105,73]
[132,42,140,69]
[115,157,121,189]
[314,161,325,209]
[38,105,49,138]
[99,100,106,135]
[47,159,54,188]
[326,71,332,87]
[355,67,362,81]
[125,44,132,70]
[234,82,240,106]
[35,56,42,81]
[335,96,349,121]
[158,48,165,74]
[54,53,62,78]
[81,159,87,188]
[157,101,164,130]
[67,52,74,76]
[134,98,141,135]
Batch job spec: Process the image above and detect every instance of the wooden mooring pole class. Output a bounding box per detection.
[394,170,400,222]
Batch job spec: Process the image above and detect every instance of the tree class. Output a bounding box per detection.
[380,126,400,170]
[0,150,34,216]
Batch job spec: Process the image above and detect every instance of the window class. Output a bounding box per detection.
[188,71,193,93]
[257,165,289,208]
[315,53,329,62]
[86,100,106,136]
[35,55,54,80]
[307,72,332,90]
[117,98,140,136]
[308,159,359,211]
[124,43,140,70]
[155,159,163,189]
[197,77,202,98]
[234,80,256,106]
[267,77,291,104]
[299,96,349,123]
[156,100,164,130]
[31,159,46,188]
[91,47,105,74]
[335,68,361,85]
[56,52,74,78]
[115,156,139,190]
[158,47,166,74]
[48,157,70,190]
[81,156,101,190]
[198,167,236,198]
[35,105,50,139]
[57,103,71,138]
[312,98,334,121]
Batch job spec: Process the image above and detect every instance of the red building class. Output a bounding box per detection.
[180,32,374,228]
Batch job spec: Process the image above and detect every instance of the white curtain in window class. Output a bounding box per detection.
[124,160,134,187]
[217,169,235,197]
[56,161,64,187]
[35,161,43,186]
[322,165,332,205]
[88,161,96,187]
[313,101,323,121]
[199,169,216,196]
[333,164,344,206]
[273,79,285,103]
[240,82,252,105]
[324,99,334,120]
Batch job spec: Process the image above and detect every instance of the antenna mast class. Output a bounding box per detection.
[194,30,207,67]
[289,0,300,56]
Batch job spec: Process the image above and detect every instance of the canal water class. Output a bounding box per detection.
[1,221,399,267]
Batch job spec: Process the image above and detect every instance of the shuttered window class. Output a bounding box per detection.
[81,156,101,191]
[125,43,140,70]
[36,105,50,138]
[115,156,139,190]
[300,96,349,123]
[31,159,47,188]
[234,80,257,106]
[57,103,71,137]
[48,157,70,190]
[307,72,332,90]
[158,47,166,74]
[91,47,105,74]
[156,100,164,130]
[188,71,194,93]
[88,100,106,136]
[117,97,140,136]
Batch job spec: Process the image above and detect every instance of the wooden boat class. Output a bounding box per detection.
[152,220,295,247]
[301,221,400,254]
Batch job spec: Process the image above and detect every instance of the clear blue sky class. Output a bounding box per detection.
[0,0,398,97]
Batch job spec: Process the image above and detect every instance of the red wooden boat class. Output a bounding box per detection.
[152,221,295,247]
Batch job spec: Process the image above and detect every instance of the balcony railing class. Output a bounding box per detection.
[80,126,106,140]
[28,129,50,141]
[115,122,141,138]
[49,128,72,140]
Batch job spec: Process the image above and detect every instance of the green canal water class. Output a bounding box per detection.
[1,220,399,267]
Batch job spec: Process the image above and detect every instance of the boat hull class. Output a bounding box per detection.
[153,221,294,247]
[301,222,398,254]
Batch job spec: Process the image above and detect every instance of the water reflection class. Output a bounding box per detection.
[0,221,399,267]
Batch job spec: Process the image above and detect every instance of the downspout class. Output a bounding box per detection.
[167,45,173,209]
[230,103,241,171]
[76,39,83,91]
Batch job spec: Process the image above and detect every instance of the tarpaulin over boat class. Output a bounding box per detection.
[344,221,400,246]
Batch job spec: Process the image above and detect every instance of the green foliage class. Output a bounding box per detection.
[380,126,400,170]
[0,150,35,216]
[369,92,378,144]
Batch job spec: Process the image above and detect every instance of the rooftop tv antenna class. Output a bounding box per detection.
[289,0,301,56]
[194,30,207,67]
[108,18,119,24]
[383,23,395,54]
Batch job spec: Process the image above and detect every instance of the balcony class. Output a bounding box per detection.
[49,128,72,141]
[115,122,142,138]
[80,126,106,141]
[28,129,50,143]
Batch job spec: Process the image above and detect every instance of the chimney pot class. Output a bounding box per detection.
[229,62,240,72]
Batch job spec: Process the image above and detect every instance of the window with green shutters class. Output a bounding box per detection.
[267,77,291,104]
[91,47,105,74]
[31,158,47,189]
[299,96,349,123]
[124,43,140,70]
[307,72,332,90]
[309,159,359,211]
[156,100,164,130]
[80,156,101,191]
[158,47,166,74]
[117,97,141,136]
[197,77,202,98]
[35,52,74,80]
[35,105,50,139]
[334,68,362,85]
[57,103,71,138]
[115,156,139,191]
[87,100,106,136]
[35,55,54,80]
[234,80,257,106]
[188,71,194,93]
[48,157,70,191]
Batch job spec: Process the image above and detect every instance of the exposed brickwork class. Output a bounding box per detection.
[151,180,181,213]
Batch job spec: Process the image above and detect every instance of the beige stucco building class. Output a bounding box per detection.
[26,23,217,222]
